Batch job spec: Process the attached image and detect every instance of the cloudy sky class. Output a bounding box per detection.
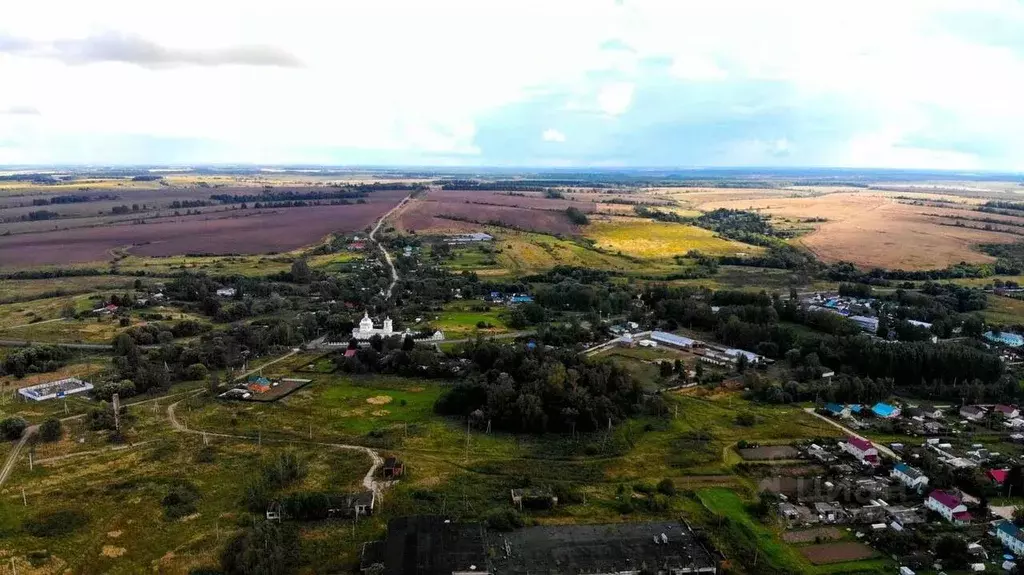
[2,0,1023,169]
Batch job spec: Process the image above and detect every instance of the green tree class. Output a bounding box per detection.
[208,371,221,395]
[0,416,28,440]
[290,258,311,283]
[934,534,970,569]
[185,363,209,381]
[39,418,62,442]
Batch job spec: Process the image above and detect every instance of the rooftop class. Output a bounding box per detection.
[488,521,717,575]
[847,436,874,452]
[872,402,898,417]
[650,331,697,347]
[380,516,488,575]
[928,489,962,509]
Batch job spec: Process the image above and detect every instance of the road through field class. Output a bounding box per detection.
[803,407,896,458]
[166,397,387,496]
[0,424,37,488]
[369,194,411,300]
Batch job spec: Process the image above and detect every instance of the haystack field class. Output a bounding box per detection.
[696,191,1020,270]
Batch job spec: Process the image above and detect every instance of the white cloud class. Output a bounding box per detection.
[597,83,635,116]
[0,0,1023,166]
[542,129,567,143]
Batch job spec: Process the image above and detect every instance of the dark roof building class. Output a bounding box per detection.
[363,516,489,575]
[488,521,717,574]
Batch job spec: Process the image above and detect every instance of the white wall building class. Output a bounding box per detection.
[925,490,971,524]
[891,463,929,491]
[351,312,395,340]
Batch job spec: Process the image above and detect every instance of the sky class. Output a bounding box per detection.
[2,0,1024,170]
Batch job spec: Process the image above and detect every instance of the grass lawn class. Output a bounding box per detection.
[429,300,509,338]
[0,433,373,574]
[983,295,1024,325]
[0,275,136,305]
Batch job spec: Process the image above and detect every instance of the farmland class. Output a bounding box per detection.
[395,189,588,235]
[694,190,1021,270]
[585,217,761,259]
[0,200,402,267]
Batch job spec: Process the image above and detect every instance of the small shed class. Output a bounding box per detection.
[511,487,558,510]
[383,456,404,479]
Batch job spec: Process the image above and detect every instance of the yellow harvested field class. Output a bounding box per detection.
[585,218,760,259]
[696,192,1020,270]
[491,232,672,275]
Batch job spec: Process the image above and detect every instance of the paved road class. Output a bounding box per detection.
[369,195,411,300]
[803,407,897,459]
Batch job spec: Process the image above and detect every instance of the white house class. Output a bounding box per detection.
[960,405,987,421]
[841,437,879,466]
[997,521,1024,557]
[996,405,1021,419]
[216,287,237,297]
[351,312,395,340]
[891,463,929,492]
[925,490,971,525]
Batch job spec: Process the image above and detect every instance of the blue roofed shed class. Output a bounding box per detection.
[824,403,845,416]
[872,402,900,418]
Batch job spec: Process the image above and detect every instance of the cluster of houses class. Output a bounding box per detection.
[802,292,943,342]
[484,291,534,305]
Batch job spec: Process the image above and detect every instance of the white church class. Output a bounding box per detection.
[351,311,395,340]
[343,311,447,344]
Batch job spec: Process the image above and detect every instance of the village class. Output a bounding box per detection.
[736,396,1024,574]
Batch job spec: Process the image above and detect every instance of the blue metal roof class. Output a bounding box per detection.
[848,404,863,413]
[824,403,844,414]
[872,402,898,417]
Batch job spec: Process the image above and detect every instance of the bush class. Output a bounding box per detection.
[39,418,62,442]
[0,416,28,440]
[92,379,136,402]
[736,412,757,426]
[185,363,209,381]
[23,509,89,537]
[162,483,201,520]
[485,508,525,531]
[657,478,676,496]
[220,522,299,575]
[633,483,655,495]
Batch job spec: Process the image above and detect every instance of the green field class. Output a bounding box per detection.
[983,294,1024,325]
[429,300,509,338]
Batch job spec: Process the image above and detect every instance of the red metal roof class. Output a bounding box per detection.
[928,489,962,510]
[952,511,972,521]
[989,469,1009,485]
[847,436,874,452]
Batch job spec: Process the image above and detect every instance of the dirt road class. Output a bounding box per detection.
[369,195,411,300]
[803,407,897,459]
[166,394,387,496]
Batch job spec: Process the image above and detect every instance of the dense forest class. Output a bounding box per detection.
[434,341,645,433]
